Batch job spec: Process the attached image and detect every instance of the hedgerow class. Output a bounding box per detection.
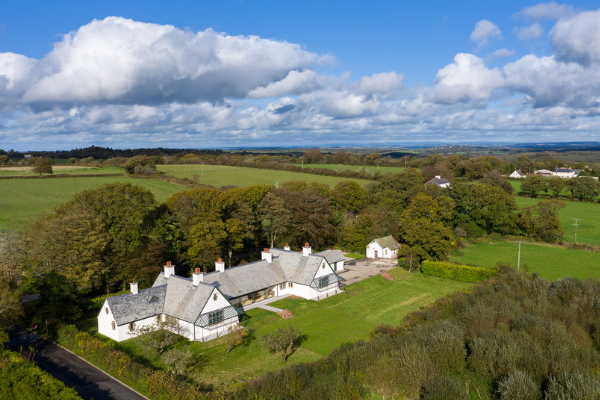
[421,260,497,282]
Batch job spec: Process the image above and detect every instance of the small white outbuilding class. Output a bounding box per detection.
[509,170,527,179]
[366,236,401,259]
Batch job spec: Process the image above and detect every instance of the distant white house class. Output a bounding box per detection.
[554,168,579,178]
[98,244,343,342]
[535,169,554,177]
[425,175,451,189]
[509,170,527,179]
[366,236,401,259]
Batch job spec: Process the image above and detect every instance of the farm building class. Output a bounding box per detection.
[535,169,554,177]
[98,244,343,342]
[425,175,451,188]
[554,168,579,178]
[509,170,527,178]
[366,235,401,259]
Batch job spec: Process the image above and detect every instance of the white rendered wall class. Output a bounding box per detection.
[97,300,119,341]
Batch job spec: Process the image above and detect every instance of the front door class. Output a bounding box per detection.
[374,250,378,258]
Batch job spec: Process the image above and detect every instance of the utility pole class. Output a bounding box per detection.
[572,218,580,244]
[514,241,525,273]
[201,162,204,176]
[275,181,278,189]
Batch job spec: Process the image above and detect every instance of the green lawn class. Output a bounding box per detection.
[0,176,186,231]
[84,268,468,390]
[293,164,406,174]
[515,197,600,245]
[0,166,124,176]
[450,241,600,281]
[157,164,372,188]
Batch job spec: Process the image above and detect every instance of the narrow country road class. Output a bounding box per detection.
[8,327,147,400]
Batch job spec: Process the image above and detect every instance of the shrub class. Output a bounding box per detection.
[498,370,540,400]
[422,375,468,400]
[409,320,466,375]
[421,260,497,283]
[545,372,600,400]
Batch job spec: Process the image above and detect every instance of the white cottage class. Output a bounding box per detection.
[98,244,343,343]
[554,168,579,178]
[425,175,451,189]
[509,170,527,179]
[366,236,401,259]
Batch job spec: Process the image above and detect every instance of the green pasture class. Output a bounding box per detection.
[157,164,372,188]
[86,268,468,390]
[0,166,124,177]
[515,197,600,245]
[0,176,185,231]
[450,241,600,281]
[292,163,406,174]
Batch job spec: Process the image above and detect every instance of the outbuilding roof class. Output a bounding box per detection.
[105,285,167,326]
[425,176,450,186]
[369,235,401,250]
[162,275,216,323]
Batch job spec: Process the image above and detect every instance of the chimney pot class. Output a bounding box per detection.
[218,258,222,263]
[264,248,269,253]
[167,261,172,267]
[284,243,291,251]
[305,242,310,248]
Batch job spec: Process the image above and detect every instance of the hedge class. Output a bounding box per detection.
[421,260,497,283]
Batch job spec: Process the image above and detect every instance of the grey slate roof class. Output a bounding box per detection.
[271,248,326,285]
[370,235,401,250]
[426,177,450,186]
[314,249,345,264]
[162,275,216,323]
[202,259,287,298]
[556,168,576,173]
[106,285,166,326]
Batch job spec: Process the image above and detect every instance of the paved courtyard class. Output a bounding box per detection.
[338,257,397,285]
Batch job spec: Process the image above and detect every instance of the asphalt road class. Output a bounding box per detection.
[8,327,147,400]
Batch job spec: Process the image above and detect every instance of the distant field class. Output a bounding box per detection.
[515,197,600,245]
[0,176,185,231]
[292,164,406,174]
[450,241,600,281]
[0,166,124,177]
[157,164,372,188]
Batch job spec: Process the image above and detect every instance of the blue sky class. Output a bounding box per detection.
[1,1,600,150]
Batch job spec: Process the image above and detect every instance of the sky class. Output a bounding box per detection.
[1,1,600,150]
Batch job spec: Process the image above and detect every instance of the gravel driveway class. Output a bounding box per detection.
[338,258,397,285]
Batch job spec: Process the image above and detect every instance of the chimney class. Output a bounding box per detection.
[193,267,203,286]
[435,175,441,179]
[261,248,272,263]
[302,242,312,257]
[284,243,291,251]
[164,261,175,279]
[130,278,138,295]
[215,258,225,273]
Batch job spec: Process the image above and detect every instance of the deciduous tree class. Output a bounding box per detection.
[261,326,303,362]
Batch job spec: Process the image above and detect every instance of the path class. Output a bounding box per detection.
[8,327,147,400]
[240,294,292,313]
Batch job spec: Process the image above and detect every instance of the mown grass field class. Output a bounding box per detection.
[514,197,600,245]
[450,240,600,281]
[82,268,469,390]
[0,176,185,231]
[0,166,124,176]
[157,164,372,188]
[292,164,406,174]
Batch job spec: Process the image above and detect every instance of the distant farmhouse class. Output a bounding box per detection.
[534,169,554,177]
[509,170,527,179]
[366,235,401,259]
[98,244,343,342]
[425,175,451,189]
[533,168,581,179]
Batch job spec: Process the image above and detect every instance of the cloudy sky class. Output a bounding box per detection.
[1,1,600,150]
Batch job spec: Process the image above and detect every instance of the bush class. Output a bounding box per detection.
[545,372,600,400]
[421,260,497,282]
[422,375,468,400]
[497,370,540,400]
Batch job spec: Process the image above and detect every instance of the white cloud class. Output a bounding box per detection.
[492,48,516,58]
[517,2,575,20]
[247,70,328,98]
[470,20,502,48]
[354,72,404,96]
[514,23,545,40]
[551,9,600,65]
[1,17,320,107]
[430,53,504,104]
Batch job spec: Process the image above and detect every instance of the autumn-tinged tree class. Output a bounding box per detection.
[332,181,370,214]
[331,150,350,164]
[519,200,565,242]
[302,149,324,164]
[32,158,53,175]
[226,323,252,353]
[261,326,303,362]
[341,207,401,253]
[258,192,293,248]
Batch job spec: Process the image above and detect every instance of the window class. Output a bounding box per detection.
[165,315,177,324]
[208,310,224,326]
[128,322,136,331]
[279,283,286,290]
[288,282,294,288]
[318,276,329,288]
[111,321,116,330]
[213,293,218,301]
[105,307,109,314]
[156,315,161,323]
[321,263,325,269]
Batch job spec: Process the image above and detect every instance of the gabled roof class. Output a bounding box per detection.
[425,177,450,186]
[271,248,326,284]
[510,170,526,177]
[106,285,167,326]
[161,275,218,323]
[369,235,401,250]
[556,168,576,173]
[202,259,288,298]
[535,169,553,174]
[314,249,345,264]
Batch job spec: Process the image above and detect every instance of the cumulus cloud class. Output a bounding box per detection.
[354,72,404,96]
[517,2,575,20]
[551,9,600,65]
[430,54,504,104]
[514,23,545,40]
[1,17,321,107]
[470,20,502,48]
[492,48,516,58]
[247,70,328,98]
